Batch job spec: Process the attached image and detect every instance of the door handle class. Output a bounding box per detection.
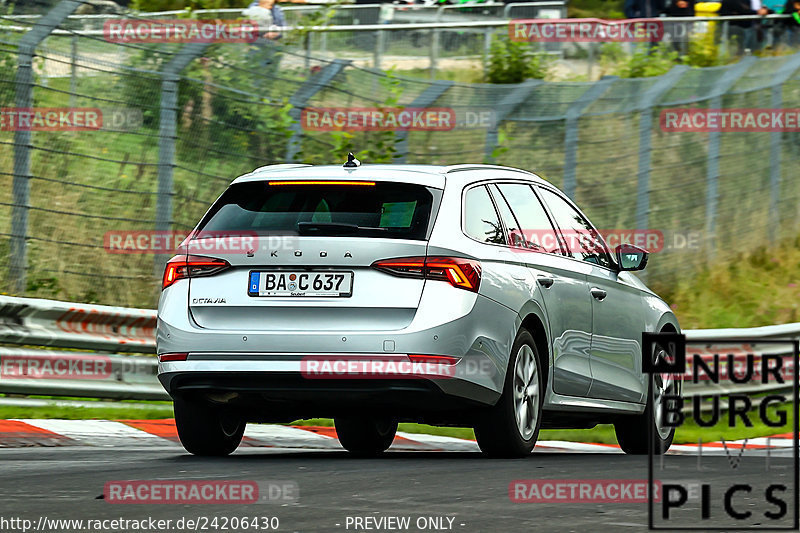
[536,275,554,288]
[590,287,607,301]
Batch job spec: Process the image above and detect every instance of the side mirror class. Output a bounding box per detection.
[615,244,649,271]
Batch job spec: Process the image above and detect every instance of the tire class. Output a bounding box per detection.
[614,342,680,455]
[334,417,397,456]
[474,329,543,458]
[174,396,245,456]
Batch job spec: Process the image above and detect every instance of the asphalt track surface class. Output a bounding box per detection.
[1,446,796,533]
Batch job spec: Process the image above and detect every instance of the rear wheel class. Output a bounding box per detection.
[174,396,245,456]
[334,416,397,456]
[615,343,680,455]
[474,329,543,458]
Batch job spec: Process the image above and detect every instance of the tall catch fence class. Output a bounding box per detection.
[0,1,799,308]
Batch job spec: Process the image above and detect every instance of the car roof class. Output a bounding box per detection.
[231,163,549,189]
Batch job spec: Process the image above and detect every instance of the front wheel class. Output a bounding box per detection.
[615,344,680,455]
[174,396,245,456]
[334,417,397,456]
[474,329,543,458]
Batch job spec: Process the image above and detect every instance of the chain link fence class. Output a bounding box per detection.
[0,1,799,308]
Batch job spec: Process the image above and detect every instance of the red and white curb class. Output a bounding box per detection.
[0,420,794,454]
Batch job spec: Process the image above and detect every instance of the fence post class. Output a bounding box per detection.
[154,43,210,276]
[719,21,729,62]
[429,29,439,80]
[483,28,492,80]
[285,59,351,163]
[633,65,688,269]
[374,29,384,69]
[484,79,542,163]
[562,76,616,200]
[69,35,77,109]
[701,56,755,254]
[304,32,312,71]
[10,0,82,294]
[395,80,453,163]
[765,53,800,242]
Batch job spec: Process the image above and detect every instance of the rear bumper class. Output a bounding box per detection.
[158,357,500,423]
[157,285,519,403]
[159,355,500,407]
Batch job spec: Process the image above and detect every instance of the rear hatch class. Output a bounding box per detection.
[184,177,443,332]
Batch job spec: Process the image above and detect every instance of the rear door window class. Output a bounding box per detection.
[488,184,524,248]
[463,185,504,245]
[198,181,436,240]
[538,187,613,268]
[494,183,561,254]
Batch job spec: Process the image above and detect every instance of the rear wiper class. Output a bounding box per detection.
[297,222,387,235]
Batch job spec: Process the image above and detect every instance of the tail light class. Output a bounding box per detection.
[371,256,481,293]
[162,255,230,290]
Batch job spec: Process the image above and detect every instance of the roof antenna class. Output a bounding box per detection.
[343,152,360,168]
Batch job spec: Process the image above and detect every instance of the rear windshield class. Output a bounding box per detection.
[197,181,437,240]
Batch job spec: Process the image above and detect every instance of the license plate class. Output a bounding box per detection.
[248,271,353,297]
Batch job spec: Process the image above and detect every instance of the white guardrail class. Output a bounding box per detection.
[0,295,796,403]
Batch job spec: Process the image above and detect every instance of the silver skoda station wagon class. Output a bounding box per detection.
[157,157,680,458]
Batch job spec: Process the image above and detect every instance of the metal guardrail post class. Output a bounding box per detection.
[10,0,82,294]
[484,79,542,162]
[634,66,688,244]
[395,80,453,163]
[702,56,756,254]
[154,43,210,276]
[765,53,800,242]
[285,59,351,163]
[562,76,617,200]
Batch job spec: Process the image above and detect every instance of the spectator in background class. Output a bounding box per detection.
[720,0,770,51]
[243,0,286,83]
[781,0,800,44]
[663,0,696,53]
[243,0,286,40]
[664,0,696,16]
[624,0,666,18]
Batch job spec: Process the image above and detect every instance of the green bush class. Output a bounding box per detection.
[605,42,679,78]
[683,30,731,67]
[486,34,549,84]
